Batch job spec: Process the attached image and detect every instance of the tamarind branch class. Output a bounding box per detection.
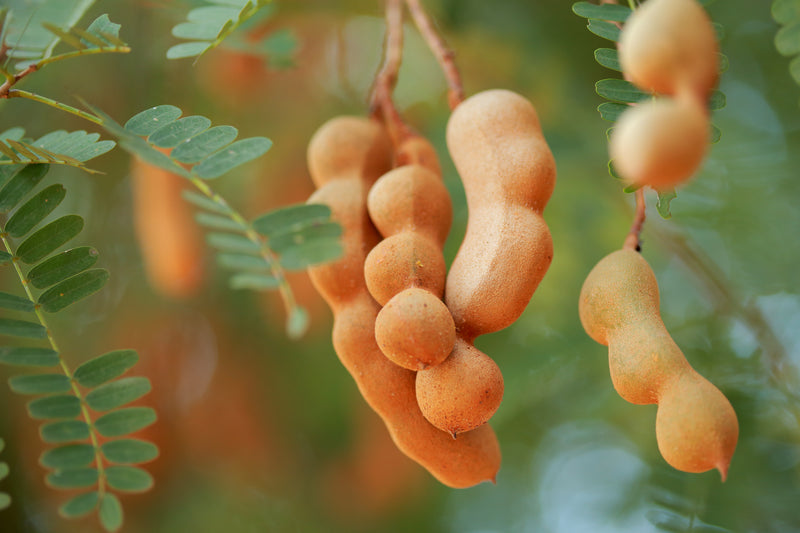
[370,0,413,148]
[404,0,464,110]
[623,188,646,251]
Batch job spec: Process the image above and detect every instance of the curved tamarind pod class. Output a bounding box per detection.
[609,95,709,191]
[416,89,556,435]
[365,140,456,370]
[395,135,443,176]
[131,155,205,299]
[306,117,500,488]
[620,0,719,99]
[579,249,738,479]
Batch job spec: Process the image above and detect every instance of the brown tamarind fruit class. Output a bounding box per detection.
[609,95,709,191]
[579,249,738,479]
[131,155,205,299]
[414,89,556,436]
[365,136,455,370]
[619,0,719,99]
[306,116,501,487]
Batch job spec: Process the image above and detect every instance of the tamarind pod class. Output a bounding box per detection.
[657,372,738,480]
[131,155,205,299]
[619,0,719,99]
[578,249,738,478]
[445,89,555,339]
[414,90,555,435]
[306,117,500,487]
[609,96,709,191]
[365,144,456,371]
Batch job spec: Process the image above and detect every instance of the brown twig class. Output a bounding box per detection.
[0,63,37,98]
[370,0,413,148]
[623,188,646,251]
[404,0,464,110]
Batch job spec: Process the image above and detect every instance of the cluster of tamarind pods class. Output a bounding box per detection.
[304,88,555,487]
[610,0,719,190]
[582,0,738,480]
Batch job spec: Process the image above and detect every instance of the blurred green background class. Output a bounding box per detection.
[1,0,799,531]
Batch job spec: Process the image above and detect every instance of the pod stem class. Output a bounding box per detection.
[623,188,647,251]
[370,0,413,148]
[404,0,464,110]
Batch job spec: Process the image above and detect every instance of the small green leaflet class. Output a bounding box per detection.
[656,190,678,219]
[167,0,277,62]
[772,0,800,92]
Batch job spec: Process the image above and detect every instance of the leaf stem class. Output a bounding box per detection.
[404,0,464,110]
[0,232,107,502]
[34,46,130,70]
[186,176,302,336]
[6,89,103,125]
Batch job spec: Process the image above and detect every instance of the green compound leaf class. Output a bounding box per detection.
[102,439,159,465]
[279,240,343,270]
[105,465,154,492]
[85,377,152,412]
[27,395,82,420]
[0,493,9,511]
[595,79,651,104]
[172,126,238,163]
[27,247,100,289]
[0,291,35,312]
[9,374,71,395]
[16,215,84,264]
[0,318,47,339]
[182,190,234,215]
[46,467,98,489]
[40,420,90,443]
[708,90,727,110]
[252,203,333,237]
[269,222,342,253]
[167,0,274,62]
[40,444,96,469]
[193,137,272,179]
[124,106,183,136]
[657,189,678,219]
[0,251,11,264]
[99,493,123,532]
[0,164,50,212]
[777,21,800,56]
[38,269,110,313]
[0,347,59,367]
[217,253,271,272]
[229,273,280,290]
[207,232,261,254]
[74,350,139,389]
[4,184,66,238]
[148,116,212,148]
[572,2,631,22]
[94,104,271,181]
[59,491,99,518]
[195,212,247,232]
[94,407,157,438]
[594,47,621,71]
[587,19,621,42]
[82,14,124,47]
[597,102,629,122]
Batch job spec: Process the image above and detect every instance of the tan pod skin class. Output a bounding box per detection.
[131,155,205,299]
[416,89,556,436]
[579,249,738,479]
[366,136,455,370]
[306,117,501,488]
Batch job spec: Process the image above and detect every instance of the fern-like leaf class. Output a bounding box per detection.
[772,0,800,99]
[2,9,128,71]
[0,128,115,175]
[572,0,727,218]
[0,162,159,533]
[91,104,342,338]
[0,438,10,511]
[167,0,275,61]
